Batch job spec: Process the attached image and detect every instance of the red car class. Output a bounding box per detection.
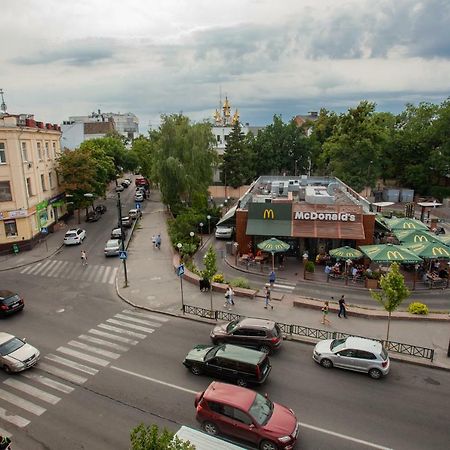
[195,382,299,450]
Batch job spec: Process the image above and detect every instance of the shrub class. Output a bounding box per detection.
[184,259,201,276]
[408,302,429,315]
[365,270,381,280]
[230,277,251,289]
[212,273,225,283]
[305,261,315,273]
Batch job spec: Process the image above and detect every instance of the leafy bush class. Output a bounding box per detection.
[130,423,195,450]
[184,259,201,276]
[305,261,315,273]
[364,270,381,280]
[230,277,251,289]
[212,273,225,283]
[408,302,429,315]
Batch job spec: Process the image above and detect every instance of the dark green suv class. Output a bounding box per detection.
[183,344,271,387]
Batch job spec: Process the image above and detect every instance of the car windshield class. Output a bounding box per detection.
[107,241,118,248]
[205,346,220,360]
[330,338,347,351]
[226,320,239,333]
[0,337,25,356]
[248,392,273,426]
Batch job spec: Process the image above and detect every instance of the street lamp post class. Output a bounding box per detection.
[224,199,228,212]
[199,222,204,246]
[207,215,211,235]
[345,259,352,286]
[190,231,194,246]
[116,188,128,287]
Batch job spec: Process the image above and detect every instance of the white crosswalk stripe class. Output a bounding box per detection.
[0,426,12,438]
[56,347,110,367]
[271,282,296,291]
[98,323,147,339]
[21,371,74,394]
[114,313,162,328]
[45,354,99,375]
[122,309,170,322]
[78,334,129,352]
[106,318,155,334]
[88,328,139,345]
[4,379,61,405]
[67,340,121,359]
[0,388,46,416]
[38,362,88,384]
[0,407,30,427]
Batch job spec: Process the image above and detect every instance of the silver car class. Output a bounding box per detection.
[313,336,390,379]
[0,332,40,373]
[104,239,121,256]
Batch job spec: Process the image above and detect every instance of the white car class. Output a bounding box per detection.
[104,239,121,256]
[135,192,144,202]
[63,228,86,245]
[0,332,40,373]
[215,225,234,239]
[128,209,142,220]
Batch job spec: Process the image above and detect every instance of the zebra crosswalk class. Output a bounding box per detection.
[270,281,296,293]
[19,259,118,285]
[0,308,169,440]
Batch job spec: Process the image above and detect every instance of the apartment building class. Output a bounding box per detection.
[0,114,65,253]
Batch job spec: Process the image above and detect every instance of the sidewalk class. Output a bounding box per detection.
[2,193,449,371]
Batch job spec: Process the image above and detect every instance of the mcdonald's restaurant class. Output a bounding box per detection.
[228,176,376,262]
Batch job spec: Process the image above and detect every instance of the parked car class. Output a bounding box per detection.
[313,336,390,379]
[135,192,144,202]
[95,204,107,214]
[128,209,142,220]
[63,228,86,245]
[195,382,299,450]
[104,239,121,256]
[0,290,25,317]
[86,211,101,222]
[183,344,271,387]
[121,179,131,188]
[135,176,150,187]
[0,332,40,373]
[215,225,234,239]
[111,227,127,240]
[211,318,283,353]
[115,185,124,192]
[121,216,132,228]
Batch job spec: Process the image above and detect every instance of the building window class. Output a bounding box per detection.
[49,172,54,189]
[0,142,6,163]
[4,219,18,237]
[41,174,46,191]
[21,142,28,161]
[224,135,229,142]
[26,177,33,197]
[45,142,50,159]
[0,181,12,201]
[217,135,221,142]
[37,142,43,160]
[52,142,57,158]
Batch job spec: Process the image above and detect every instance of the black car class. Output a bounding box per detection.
[210,318,283,353]
[86,210,101,222]
[95,204,107,214]
[0,290,24,316]
[183,344,271,387]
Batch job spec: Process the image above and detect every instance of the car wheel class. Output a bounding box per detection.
[320,358,333,369]
[259,345,271,354]
[202,421,219,436]
[260,439,278,450]
[236,377,247,387]
[368,368,382,379]
[190,365,202,376]
[3,365,12,374]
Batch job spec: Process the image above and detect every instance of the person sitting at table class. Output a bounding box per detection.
[247,250,254,260]
[256,249,262,257]
[332,262,341,275]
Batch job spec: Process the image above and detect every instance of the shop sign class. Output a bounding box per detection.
[36,200,48,211]
[294,211,356,222]
[8,209,28,218]
[248,203,292,221]
[49,193,66,205]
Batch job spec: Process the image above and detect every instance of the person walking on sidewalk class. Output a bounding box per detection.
[81,250,87,266]
[338,295,347,318]
[223,285,235,310]
[155,234,161,249]
[269,270,276,287]
[321,301,331,325]
[264,284,273,309]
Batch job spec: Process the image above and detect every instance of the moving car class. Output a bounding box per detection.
[195,382,299,450]
[104,239,121,256]
[215,225,234,239]
[313,336,390,379]
[0,332,40,373]
[211,318,283,353]
[121,180,131,188]
[135,192,144,202]
[0,290,24,316]
[121,216,132,228]
[128,209,142,220]
[95,204,107,214]
[63,228,86,245]
[86,211,101,222]
[111,227,127,240]
[183,344,271,387]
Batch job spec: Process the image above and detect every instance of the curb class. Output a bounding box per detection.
[0,244,64,272]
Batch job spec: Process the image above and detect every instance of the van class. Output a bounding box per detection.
[183,343,271,387]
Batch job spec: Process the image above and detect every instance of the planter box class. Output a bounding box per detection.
[365,278,379,289]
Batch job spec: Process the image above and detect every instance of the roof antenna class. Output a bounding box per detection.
[0,89,7,113]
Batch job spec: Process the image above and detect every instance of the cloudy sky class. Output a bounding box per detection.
[1,0,449,131]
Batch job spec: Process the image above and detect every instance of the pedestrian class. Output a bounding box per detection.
[81,250,87,266]
[264,284,273,309]
[151,235,156,248]
[0,435,12,449]
[155,234,161,249]
[223,285,235,310]
[269,270,276,287]
[321,301,331,325]
[338,295,347,318]
[324,264,332,281]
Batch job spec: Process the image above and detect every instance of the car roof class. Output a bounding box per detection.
[0,290,16,299]
[0,332,15,345]
[204,382,256,410]
[106,239,120,244]
[66,228,81,233]
[216,344,265,364]
[344,337,383,352]
[237,318,277,329]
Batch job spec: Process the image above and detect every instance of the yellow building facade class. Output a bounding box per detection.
[0,114,65,253]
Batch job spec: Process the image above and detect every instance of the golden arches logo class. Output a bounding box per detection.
[387,251,404,260]
[432,247,450,256]
[414,235,429,242]
[263,209,275,220]
[403,223,416,229]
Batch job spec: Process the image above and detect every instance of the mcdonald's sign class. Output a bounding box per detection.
[387,251,404,260]
[432,247,450,257]
[403,223,417,229]
[263,209,275,220]
[414,235,429,242]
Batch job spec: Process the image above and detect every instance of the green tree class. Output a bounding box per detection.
[202,245,218,311]
[130,424,195,450]
[370,263,410,341]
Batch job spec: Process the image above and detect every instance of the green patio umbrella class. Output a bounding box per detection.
[393,229,437,244]
[359,243,423,264]
[329,246,363,260]
[385,218,428,231]
[406,241,450,260]
[436,235,450,246]
[257,237,290,271]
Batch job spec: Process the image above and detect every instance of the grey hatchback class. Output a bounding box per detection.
[313,336,390,379]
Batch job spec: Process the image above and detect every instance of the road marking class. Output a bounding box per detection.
[273,282,296,291]
[109,267,118,284]
[86,265,100,282]
[40,260,59,276]
[4,379,61,405]
[45,354,99,375]
[46,260,63,277]
[56,347,110,366]
[67,340,121,359]
[50,260,69,277]
[98,323,147,339]
[299,422,393,450]
[0,406,30,427]
[102,266,112,284]
[0,426,12,438]
[89,328,139,344]
[122,309,169,322]
[106,318,155,333]
[38,362,88,384]
[111,366,197,395]
[26,261,44,275]
[78,334,129,352]
[94,265,105,283]
[114,313,162,328]
[21,371,74,393]
[0,388,46,415]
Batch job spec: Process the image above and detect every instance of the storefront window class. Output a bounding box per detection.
[4,219,18,237]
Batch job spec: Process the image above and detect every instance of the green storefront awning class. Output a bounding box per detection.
[246,203,292,237]
[246,219,291,236]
